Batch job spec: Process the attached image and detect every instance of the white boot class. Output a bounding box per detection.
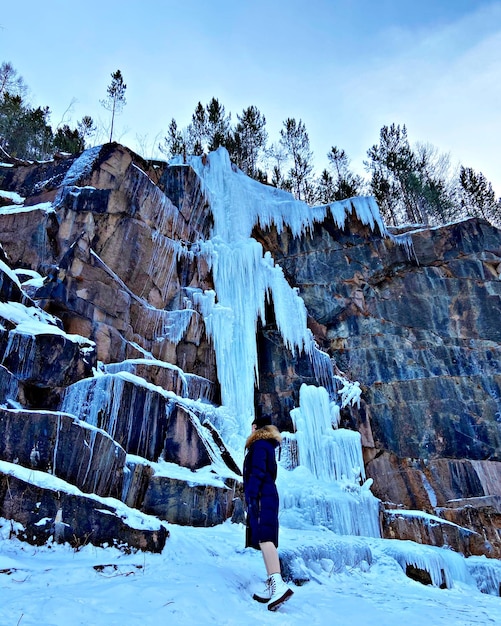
[267,573,293,611]
[252,577,272,603]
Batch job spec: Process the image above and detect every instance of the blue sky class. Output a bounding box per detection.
[1,0,500,194]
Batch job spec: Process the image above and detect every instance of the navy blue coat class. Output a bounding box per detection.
[243,426,281,550]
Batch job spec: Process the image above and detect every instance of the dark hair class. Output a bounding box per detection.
[252,414,273,429]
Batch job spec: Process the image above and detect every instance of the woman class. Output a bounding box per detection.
[243,414,293,611]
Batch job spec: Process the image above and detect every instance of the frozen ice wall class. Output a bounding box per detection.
[175,149,383,537]
[181,148,383,437]
[281,384,381,537]
[291,384,361,483]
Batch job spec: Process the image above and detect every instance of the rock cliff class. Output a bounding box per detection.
[0,144,500,564]
[253,212,501,557]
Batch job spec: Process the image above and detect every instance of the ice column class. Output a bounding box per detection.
[291,384,364,483]
[183,149,318,432]
[283,384,381,537]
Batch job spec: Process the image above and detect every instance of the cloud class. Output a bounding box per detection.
[330,3,501,194]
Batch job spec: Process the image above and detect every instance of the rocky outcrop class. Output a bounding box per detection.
[381,509,491,558]
[0,255,95,408]
[253,212,501,557]
[0,145,238,550]
[141,473,241,526]
[1,143,501,561]
[0,407,125,497]
[0,462,168,551]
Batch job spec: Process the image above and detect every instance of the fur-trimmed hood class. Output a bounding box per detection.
[245,424,282,449]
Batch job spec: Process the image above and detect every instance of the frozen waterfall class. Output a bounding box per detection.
[175,149,382,537]
[179,148,379,429]
[280,384,381,537]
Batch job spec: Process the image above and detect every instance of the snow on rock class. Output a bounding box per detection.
[0,460,166,533]
[0,201,53,215]
[0,190,24,204]
[0,300,94,348]
[0,300,62,329]
[374,537,474,589]
[0,259,22,289]
[59,145,102,187]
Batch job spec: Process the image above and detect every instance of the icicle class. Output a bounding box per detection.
[52,414,62,477]
[82,429,97,489]
[284,383,382,537]
[466,555,501,595]
[311,348,336,396]
[105,358,190,398]
[291,385,365,482]
[144,233,180,301]
[420,473,438,507]
[337,378,362,409]
[263,252,314,355]
[279,466,381,537]
[377,539,474,589]
[280,432,299,471]
[62,375,117,433]
[121,462,133,502]
[178,149,385,428]
[184,374,216,403]
[52,508,66,543]
[193,236,315,426]
[390,230,419,263]
[153,308,196,343]
[3,332,37,380]
[183,148,320,241]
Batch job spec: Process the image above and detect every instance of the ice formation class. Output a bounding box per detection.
[291,385,363,482]
[376,538,474,589]
[181,148,383,431]
[176,149,383,536]
[280,384,380,537]
[59,145,102,187]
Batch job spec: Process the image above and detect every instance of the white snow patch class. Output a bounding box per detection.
[0,189,24,204]
[0,460,163,532]
[0,202,53,215]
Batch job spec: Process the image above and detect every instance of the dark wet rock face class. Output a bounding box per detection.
[253,214,501,556]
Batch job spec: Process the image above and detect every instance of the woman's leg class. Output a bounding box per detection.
[259,541,294,610]
[259,541,281,576]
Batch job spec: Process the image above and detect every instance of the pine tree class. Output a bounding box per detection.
[326,146,363,201]
[205,97,231,152]
[159,118,185,159]
[266,142,287,189]
[365,124,455,226]
[0,62,27,99]
[315,169,335,204]
[101,70,127,143]
[0,93,53,160]
[186,102,206,155]
[77,116,96,148]
[184,98,232,156]
[279,118,314,203]
[231,105,267,177]
[412,143,457,224]
[53,124,85,154]
[459,166,500,226]
[365,124,417,224]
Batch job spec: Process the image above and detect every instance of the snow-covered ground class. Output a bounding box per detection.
[1,519,500,626]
